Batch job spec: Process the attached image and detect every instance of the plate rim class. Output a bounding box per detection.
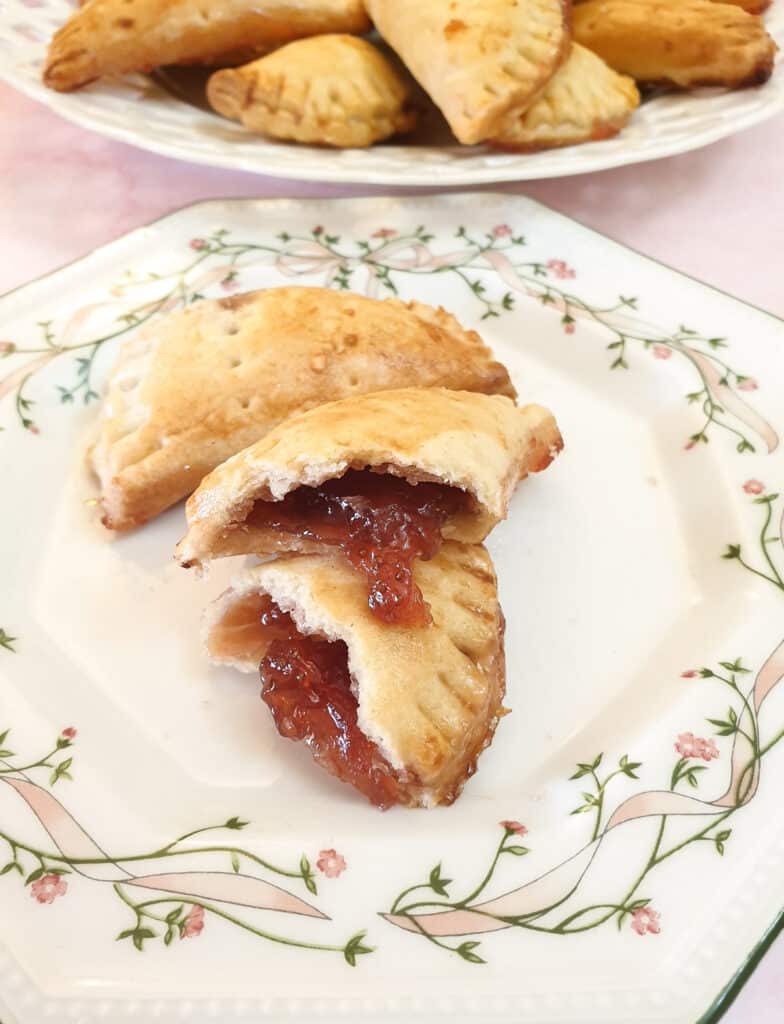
[1,191,782,1023]
[1,62,783,184]
[1,192,782,329]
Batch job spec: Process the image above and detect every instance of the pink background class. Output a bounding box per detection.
[2,79,783,1019]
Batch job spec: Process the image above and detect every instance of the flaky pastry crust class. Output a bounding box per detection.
[44,0,371,92]
[204,542,507,806]
[365,0,571,145]
[90,288,515,531]
[207,35,418,147]
[491,43,639,151]
[176,388,563,566]
[573,0,777,88]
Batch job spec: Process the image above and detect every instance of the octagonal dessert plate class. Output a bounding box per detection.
[1,194,784,1024]
[1,0,783,183]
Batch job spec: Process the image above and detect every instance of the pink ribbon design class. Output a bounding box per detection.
[385,640,784,937]
[0,776,325,919]
[275,241,346,286]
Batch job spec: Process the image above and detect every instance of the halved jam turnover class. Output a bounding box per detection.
[204,544,507,808]
[177,387,564,621]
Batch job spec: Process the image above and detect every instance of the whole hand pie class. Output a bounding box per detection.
[90,288,515,531]
[176,388,563,625]
[204,542,507,808]
[43,0,371,92]
[207,35,418,148]
[365,0,571,145]
[573,0,777,88]
[491,44,640,151]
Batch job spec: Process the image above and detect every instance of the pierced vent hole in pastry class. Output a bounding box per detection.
[246,469,472,626]
[215,593,410,808]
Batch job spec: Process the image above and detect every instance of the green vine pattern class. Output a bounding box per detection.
[0,223,772,455]
[0,629,16,652]
[0,727,371,964]
[385,656,783,964]
[724,481,784,593]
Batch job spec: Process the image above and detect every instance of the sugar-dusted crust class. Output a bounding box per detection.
[204,542,507,807]
[43,0,371,92]
[490,44,639,151]
[573,0,777,89]
[365,0,571,145]
[176,388,563,566]
[207,35,418,147]
[90,288,516,532]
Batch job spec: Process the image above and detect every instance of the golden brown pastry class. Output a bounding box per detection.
[491,44,639,151]
[176,388,562,626]
[43,0,371,92]
[207,35,418,147]
[91,288,515,532]
[204,542,507,808]
[364,0,571,145]
[573,0,777,88]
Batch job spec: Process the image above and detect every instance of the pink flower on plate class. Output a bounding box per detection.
[312,225,324,236]
[630,907,661,936]
[684,440,697,451]
[220,276,239,292]
[181,905,205,938]
[30,874,67,905]
[0,341,15,355]
[316,849,347,878]
[547,259,576,280]
[28,425,40,436]
[189,238,207,250]
[743,479,765,496]
[681,670,699,679]
[500,820,528,836]
[564,322,576,335]
[371,228,396,239]
[492,224,512,238]
[697,737,720,762]
[737,377,758,392]
[652,344,672,360]
[61,727,77,739]
[674,732,700,758]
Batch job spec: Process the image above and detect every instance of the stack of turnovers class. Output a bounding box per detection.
[42,0,777,152]
[92,287,562,809]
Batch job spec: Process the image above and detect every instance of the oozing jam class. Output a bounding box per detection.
[257,596,406,809]
[248,470,469,626]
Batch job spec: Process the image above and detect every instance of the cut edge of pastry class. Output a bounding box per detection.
[202,546,508,808]
[175,391,563,569]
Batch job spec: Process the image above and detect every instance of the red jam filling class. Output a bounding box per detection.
[249,469,469,627]
[257,596,406,809]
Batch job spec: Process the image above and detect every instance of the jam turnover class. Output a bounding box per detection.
[247,470,469,626]
[177,389,563,583]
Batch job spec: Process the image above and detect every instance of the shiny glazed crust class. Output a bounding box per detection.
[573,0,777,88]
[90,288,516,531]
[203,543,507,807]
[491,43,639,151]
[176,388,563,567]
[365,0,571,145]
[207,35,418,147]
[43,0,371,92]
